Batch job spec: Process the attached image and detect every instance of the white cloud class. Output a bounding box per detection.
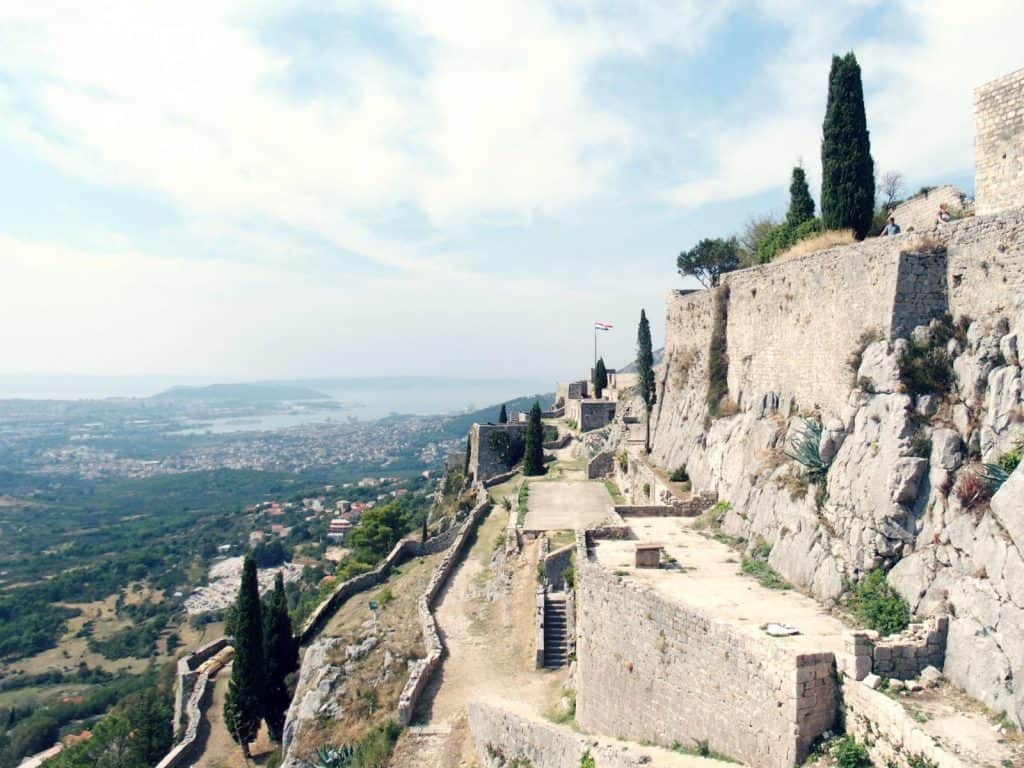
[669,0,1024,209]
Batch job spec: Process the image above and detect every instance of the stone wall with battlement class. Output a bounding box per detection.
[576,548,837,767]
[975,67,1024,216]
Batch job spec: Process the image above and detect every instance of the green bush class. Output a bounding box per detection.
[756,218,823,263]
[669,465,690,483]
[832,735,870,768]
[850,569,910,636]
[580,751,596,768]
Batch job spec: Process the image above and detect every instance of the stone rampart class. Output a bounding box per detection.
[890,185,967,233]
[543,543,574,590]
[397,484,492,724]
[576,554,836,767]
[941,206,1024,320]
[587,450,614,479]
[172,637,231,733]
[843,680,969,768]
[469,423,527,483]
[975,66,1024,216]
[468,702,662,768]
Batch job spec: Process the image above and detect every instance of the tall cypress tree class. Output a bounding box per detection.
[786,166,815,228]
[224,555,265,757]
[498,404,508,424]
[636,310,656,454]
[592,358,607,399]
[522,401,545,476]
[263,572,297,742]
[821,52,875,239]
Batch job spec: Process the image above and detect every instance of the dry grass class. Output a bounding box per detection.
[908,234,945,253]
[773,229,856,263]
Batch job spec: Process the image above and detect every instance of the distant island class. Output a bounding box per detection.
[151,382,332,402]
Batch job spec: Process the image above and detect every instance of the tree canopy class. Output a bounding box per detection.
[223,555,264,756]
[592,358,607,399]
[636,310,656,453]
[677,237,740,288]
[786,166,815,228]
[498,404,508,424]
[821,52,875,239]
[522,401,545,476]
[263,572,298,742]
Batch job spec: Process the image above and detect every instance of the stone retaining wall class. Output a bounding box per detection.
[848,617,949,680]
[843,680,969,768]
[397,484,492,724]
[576,545,836,767]
[171,637,231,734]
[468,702,660,768]
[587,450,614,479]
[544,543,574,590]
[890,185,967,234]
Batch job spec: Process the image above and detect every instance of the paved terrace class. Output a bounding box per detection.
[523,480,615,532]
[591,516,847,656]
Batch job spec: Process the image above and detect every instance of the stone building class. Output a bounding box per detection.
[975,65,1024,215]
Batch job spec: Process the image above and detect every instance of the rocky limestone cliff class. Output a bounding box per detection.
[600,221,1024,726]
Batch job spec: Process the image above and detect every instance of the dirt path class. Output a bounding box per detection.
[194,663,275,768]
[390,506,566,767]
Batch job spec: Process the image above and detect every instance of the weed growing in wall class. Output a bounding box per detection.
[830,735,870,768]
[898,314,967,397]
[579,750,596,768]
[849,569,910,636]
[706,285,730,417]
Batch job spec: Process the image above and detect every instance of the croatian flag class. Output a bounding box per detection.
[594,321,613,331]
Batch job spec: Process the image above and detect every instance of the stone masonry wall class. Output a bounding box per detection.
[843,680,969,768]
[942,206,1024,320]
[890,185,967,234]
[722,240,945,417]
[469,423,527,483]
[975,66,1024,216]
[469,702,659,768]
[576,555,837,767]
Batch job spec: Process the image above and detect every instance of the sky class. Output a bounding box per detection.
[0,1,1021,384]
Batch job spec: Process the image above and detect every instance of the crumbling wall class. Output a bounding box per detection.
[575,557,836,767]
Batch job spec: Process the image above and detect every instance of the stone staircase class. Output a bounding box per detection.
[543,594,569,668]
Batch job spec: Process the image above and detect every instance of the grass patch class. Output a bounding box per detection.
[773,228,855,264]
[740,557,790,590]
[516,483,530,526]
[669,739,737,762]
[375,586,393,609]
[693,500,731,532]
[603,480,625,504]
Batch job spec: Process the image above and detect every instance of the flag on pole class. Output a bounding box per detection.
[594,321,613,331]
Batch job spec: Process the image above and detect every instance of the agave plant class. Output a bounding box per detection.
[785,419,830,483]
[980,463,1012,494]
[310,743,356,768]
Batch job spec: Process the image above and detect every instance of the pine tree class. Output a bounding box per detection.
[592,358,607,399]
[821,52,875,239]
[636,310,656,454]
[522,401,545,476]
[224,555,265,757]
[126,687,173,765]
[262,571,297,742]
[786,166,815,228]
[498,404,508,424]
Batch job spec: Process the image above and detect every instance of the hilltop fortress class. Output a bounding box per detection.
[461,67,1024,767]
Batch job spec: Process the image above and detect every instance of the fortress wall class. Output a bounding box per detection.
[576,559,836,767]
[975,67,1024,217]
[469,423,526,483]
[890,185,966,234]
[943,207,1024,320]
[721,238,940,417]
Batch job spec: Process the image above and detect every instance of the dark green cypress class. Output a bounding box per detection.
[785,166,815,228]
[522,401,545,476]
[821,52,875,239]
[223,555,265,757]
[592,358,607,399]
[636,310,656,453]
[498,404,508,423]
[263,571,297,742]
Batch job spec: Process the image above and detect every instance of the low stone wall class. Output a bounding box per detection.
[171,637,232,734]
[543,433,572,450]
[544,543,574,590]
[397,485,492,724]
[297,538,421,644]
[483,467,519,488]
[854,617,949,680]
[535,586,546,669]
[587,450,614,479]
[156,668,216,768]
[843,680,968,768]
[576,553,837,767]
[468,702,659,768]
